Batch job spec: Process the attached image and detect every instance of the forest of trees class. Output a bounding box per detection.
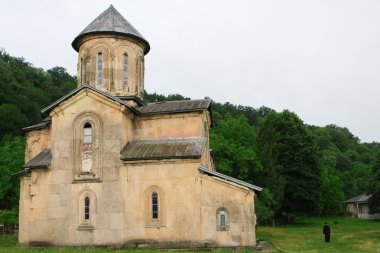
[0,49,379,226]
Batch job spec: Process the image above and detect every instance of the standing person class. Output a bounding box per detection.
[323,223,331,242]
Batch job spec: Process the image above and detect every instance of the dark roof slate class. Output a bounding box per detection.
[72,5,150,54]
[199,166,263,192]
[121,138,206,161]
[138,99,212,115]
[23,149,52,168]
[13,149,51,177]
[343,194,372,203]
[22,117,51,132]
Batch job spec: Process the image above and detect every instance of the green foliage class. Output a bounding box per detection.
[0,136,25,210]
[319,166,344,215]
[143,91,190,103]
[368,153,380,213]
[311,124,377,212]
[0,104,28,136]
[210,114,262,183]
[0,210,18,234]
[256,189,275,225]
[0,50,76,140]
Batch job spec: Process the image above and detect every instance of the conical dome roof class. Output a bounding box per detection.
[72,5,150,54]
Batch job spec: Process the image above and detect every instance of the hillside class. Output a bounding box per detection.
[0,50,379,224]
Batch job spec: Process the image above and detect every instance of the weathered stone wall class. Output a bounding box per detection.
[134,113,204,140]
[25,129,51,163]
[199,175,256,247]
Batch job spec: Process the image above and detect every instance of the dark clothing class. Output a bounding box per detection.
[323,225,331,243]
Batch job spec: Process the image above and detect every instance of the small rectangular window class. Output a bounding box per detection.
[152,192,158,219]
[97,53,103,85]
[83,124,92,144]
[220,213,225,227]
[123,54,128,87]
[84,197,90,220]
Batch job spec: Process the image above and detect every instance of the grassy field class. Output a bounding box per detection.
[0,217,379,252]
[257,216,380,253]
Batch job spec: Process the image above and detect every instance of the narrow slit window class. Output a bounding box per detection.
[81,58,84,85]
[220,210,226,227]
[83,122,92,144]
[84,197,90,220]
[152,192,158,219]
[97,52,103,85]
[123,53,128,87]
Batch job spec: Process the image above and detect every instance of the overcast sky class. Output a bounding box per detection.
[1,0,380,142]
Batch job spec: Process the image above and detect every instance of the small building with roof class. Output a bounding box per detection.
[343,194,380,219]
[15,5,262,248]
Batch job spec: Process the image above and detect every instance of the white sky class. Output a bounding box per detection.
[1,0,380,142]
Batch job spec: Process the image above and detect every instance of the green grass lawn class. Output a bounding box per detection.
[0,217,379,252]
[257,216,380,253]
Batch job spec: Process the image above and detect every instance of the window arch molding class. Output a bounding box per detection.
[72,111,103,181]
[89,43,111,88]
[144,185,166,227]
[28,139,42,160]
[78,188,97,230]
[216,207,229,231]
[112,44,134,92]
[78,49,90,85]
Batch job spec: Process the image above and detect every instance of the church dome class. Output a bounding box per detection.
[72,5,150,54]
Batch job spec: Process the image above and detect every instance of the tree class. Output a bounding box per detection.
[319,166,344,215]
[257,112,286,221]
[210,114,262,184]
[0,104,28,138]
[255,189,275,225]
[368,153,380,213]
[258,110,321,222]
[0,136,25,210]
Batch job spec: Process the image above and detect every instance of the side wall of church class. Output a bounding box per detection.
[199,175,257,246]
[133,112,204,140]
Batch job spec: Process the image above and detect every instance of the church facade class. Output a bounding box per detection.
[15,5,262,248]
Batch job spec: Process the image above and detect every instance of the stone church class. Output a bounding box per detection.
[15,5,262,248]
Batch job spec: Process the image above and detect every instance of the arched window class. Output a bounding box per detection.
[152,192,158,219]
[81,57,84,85]
[219,210,226,227]
[84,197,90,220]
[216,208,228,231]
[97,52,103,85]
[83,122,92,144]
[123,53,128,87]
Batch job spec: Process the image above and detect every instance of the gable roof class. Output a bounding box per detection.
[199,166,263,192]
[40,85,213,124]
[41,84,139,115]
[121,138,206,161]
[343,194,372,204]
[72,5,150,54]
